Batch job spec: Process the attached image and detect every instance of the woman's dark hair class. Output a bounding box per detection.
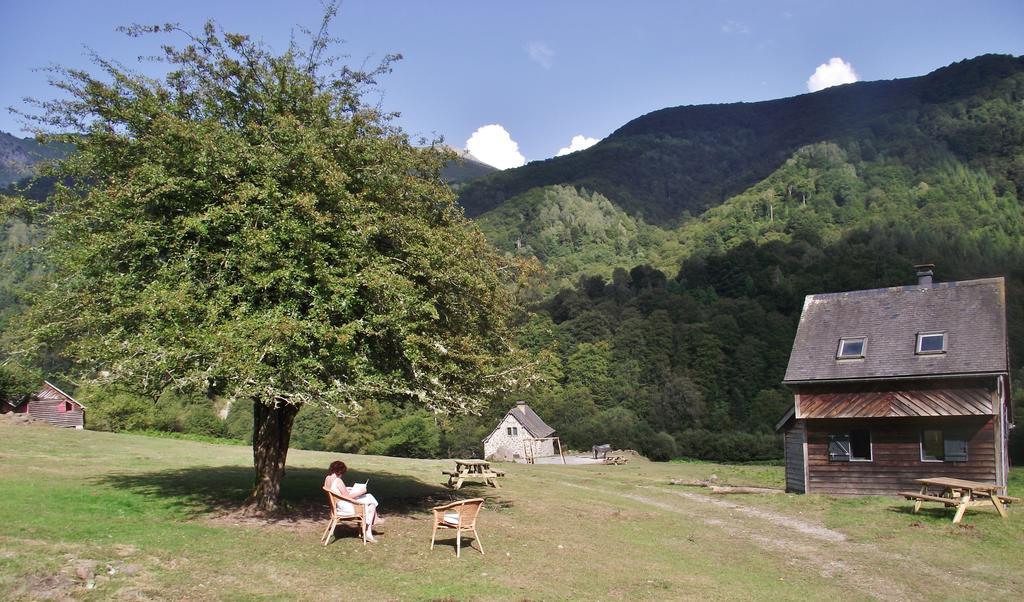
[328,460,347,476]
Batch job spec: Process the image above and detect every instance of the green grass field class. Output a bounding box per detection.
[2,422,1022,600]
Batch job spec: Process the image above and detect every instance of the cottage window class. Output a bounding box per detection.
[920,429,968,462]
[65,402,73,412]
[836,337,866,359]
[828,429,872,461]
[916,332,946,354]
[507,426,518,436]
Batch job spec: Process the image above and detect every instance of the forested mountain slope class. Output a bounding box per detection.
[472,55,1024,462]
[476,54,1024,290]
[0,133,72,188]
[460,54,1024,224]
[495,139,1024,460]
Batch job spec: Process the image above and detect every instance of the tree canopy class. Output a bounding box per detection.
[8,8,529,511]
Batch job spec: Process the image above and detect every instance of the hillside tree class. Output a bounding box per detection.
[9,7,530,512]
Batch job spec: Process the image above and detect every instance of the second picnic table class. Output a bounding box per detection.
[443,459,505,489]
[900,477,1013,524]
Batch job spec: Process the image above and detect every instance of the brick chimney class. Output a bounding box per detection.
[914,263,935,286]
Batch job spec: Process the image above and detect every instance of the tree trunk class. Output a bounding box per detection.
[247,400,300,514]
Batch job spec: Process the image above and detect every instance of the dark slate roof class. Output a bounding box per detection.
[507,402,555,438]
[783,277,1007,383]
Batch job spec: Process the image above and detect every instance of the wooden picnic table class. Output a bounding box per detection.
[603,454,628,465]
[443,459,505,489]
[900,477,1012,524]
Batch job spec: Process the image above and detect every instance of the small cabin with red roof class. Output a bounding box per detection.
[777,266,1012,495]
[1,381,86,429]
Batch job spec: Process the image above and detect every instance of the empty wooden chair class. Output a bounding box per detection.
[321,486,368,545]
[430,498,484,557]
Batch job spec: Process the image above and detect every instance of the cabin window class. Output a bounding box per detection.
[65,402,73,412]
[507,426,518,436]
[920,429,968,462]
[916,332,946,354]
[836,337,866,359]
[828,429,872,462]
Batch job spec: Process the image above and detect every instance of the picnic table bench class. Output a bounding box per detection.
[899,477,1012,524]
[444,459,505,489]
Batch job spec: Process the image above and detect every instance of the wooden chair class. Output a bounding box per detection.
[321,486,367,546]
[430,498,484,558]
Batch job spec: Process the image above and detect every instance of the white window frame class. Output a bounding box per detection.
[916,331,947,355]
[507,426,518,436]
[836,336,867,359]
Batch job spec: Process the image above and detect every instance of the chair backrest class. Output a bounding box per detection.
[458,499,483,527]
[323,487,339,518]
[436,498,484,527]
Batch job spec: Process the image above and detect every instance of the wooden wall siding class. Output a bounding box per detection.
[28,399,84,428]
[784,421,806,493]
[798,381,994,419]
[805,416,997,495]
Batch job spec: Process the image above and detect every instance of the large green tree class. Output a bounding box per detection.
[9,9,529,511]
[0,361,39,405]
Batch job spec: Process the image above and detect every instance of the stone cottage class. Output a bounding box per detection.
[483,401,557,462]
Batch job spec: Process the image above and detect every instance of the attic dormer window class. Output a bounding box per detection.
[916,332,947,354]
[836,337,866,359]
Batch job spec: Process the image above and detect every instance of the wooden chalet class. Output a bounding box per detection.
[1,381,86,429]
[777,267,1012,495]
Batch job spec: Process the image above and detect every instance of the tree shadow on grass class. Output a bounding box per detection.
[95,465,501,524]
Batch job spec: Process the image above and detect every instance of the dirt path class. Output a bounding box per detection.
[561,481,999,600]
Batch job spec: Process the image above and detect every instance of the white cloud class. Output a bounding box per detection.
[526,41,554,69]
[807,57,859,92]
[555,135,599,157]
[466,124,526,170]
[721,20,750,35]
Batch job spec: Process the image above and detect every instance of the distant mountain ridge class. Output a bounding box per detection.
[0,132,72,188]
[0,133,495,192]
[440,148,499,188]
[459,54,1024,224]
[472,54,1024,293]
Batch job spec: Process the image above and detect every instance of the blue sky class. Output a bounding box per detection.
[2,1,1022,168]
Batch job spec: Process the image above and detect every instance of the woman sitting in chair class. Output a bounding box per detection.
[324,460,384,541]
